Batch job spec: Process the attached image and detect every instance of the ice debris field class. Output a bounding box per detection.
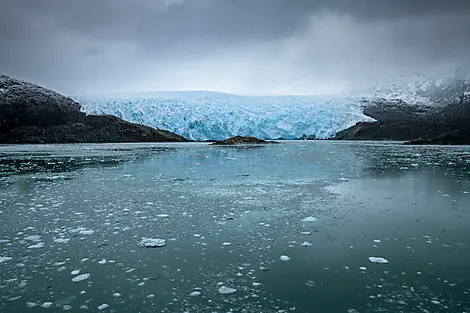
[77,91,373,141]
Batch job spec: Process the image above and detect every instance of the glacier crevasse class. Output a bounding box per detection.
[76,91,374,141]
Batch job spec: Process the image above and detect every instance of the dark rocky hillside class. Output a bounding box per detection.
[0,75,188,144]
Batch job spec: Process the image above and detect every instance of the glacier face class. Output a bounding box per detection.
[76,91,374,141]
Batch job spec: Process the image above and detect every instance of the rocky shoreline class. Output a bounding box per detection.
[332,94,470,145]
[0,75,188,144]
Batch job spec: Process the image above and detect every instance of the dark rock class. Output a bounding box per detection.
[334,92,470,144]
[298,135,316,140]
[332,121,437,141]
[211,136,278,145]
[0,74,188,144]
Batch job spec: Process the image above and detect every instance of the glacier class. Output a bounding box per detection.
[76,91,373,141]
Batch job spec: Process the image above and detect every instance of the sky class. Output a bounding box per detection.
[1,0,470,96]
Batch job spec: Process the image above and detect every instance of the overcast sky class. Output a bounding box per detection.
[1,0,470,95]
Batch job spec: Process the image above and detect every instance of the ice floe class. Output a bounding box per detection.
[189,291,201,297]
[280,255,290,261]
[97,304,109,310]
[138,237,166,248]
[218,286,237,294]
[368,257,389,264]
[72,273,90,283]
[41,302,53,308]
[301,216,317,222]
[0,256,12,263]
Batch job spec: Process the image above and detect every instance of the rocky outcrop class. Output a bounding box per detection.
[332,121,437,141]
[0,75,188,144]
[211,136,278,145]
[333,92,470,144]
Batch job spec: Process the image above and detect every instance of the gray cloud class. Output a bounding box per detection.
[1,0,470,95]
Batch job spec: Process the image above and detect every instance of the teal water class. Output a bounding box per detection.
[0,141,469,313]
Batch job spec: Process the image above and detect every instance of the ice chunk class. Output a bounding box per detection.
[41,302,53,308]
[54,238,70,244]
[280,255,290,261]
[97,304,109,310]
[0,256,12,263]
[71,270,80,275]
[26,302,37,308]
[359,267,367,271]
[222,242,231,246]
[189,291,201,297]
[138,237,166,248]
[368,257,389,264]
[72,273,90,283]
[301,217,317,222]
[218,286,237,294]
[301,242,312,247]
[27,242,44,249]
[77,92,373,141]
[113,293,121,297]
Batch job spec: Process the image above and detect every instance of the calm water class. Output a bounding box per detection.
[0,141,469,313]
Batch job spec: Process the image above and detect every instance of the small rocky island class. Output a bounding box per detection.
[211,136,278,145]
[0,75,188,144]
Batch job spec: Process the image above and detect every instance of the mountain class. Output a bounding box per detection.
[0,75,188,144]
[333,73,470,144]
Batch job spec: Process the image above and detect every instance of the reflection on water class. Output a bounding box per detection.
[0,141,469,313]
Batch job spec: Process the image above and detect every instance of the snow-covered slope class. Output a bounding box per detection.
[366,70,470,106]
[76,92,373,141]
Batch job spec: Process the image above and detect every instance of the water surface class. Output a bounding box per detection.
[0,141,469,312]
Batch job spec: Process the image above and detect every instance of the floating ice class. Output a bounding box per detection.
[54,238,70,244]
[24,235,41,241]
[41,302,53,308]
[138,237,166,248]
[359,267,367,271]
[113,293,121,297]
[98,259,107,265]
[72,273,90,283]
[0,256,12,263]
[189,291,201,297]
[301,217,317,222]
[71,270,80,275]
[301,242,313,247]
[97,304,109,310]
[280,255,290,261]
[27,242,44,249]
[77,92,373,140]
[218,286,237,295]
[252,282,262,287]
[222,242,231,246]
[70,228,94,235]
[26,302,37,308]
[156,214,170,218]
[368,257,389,264]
